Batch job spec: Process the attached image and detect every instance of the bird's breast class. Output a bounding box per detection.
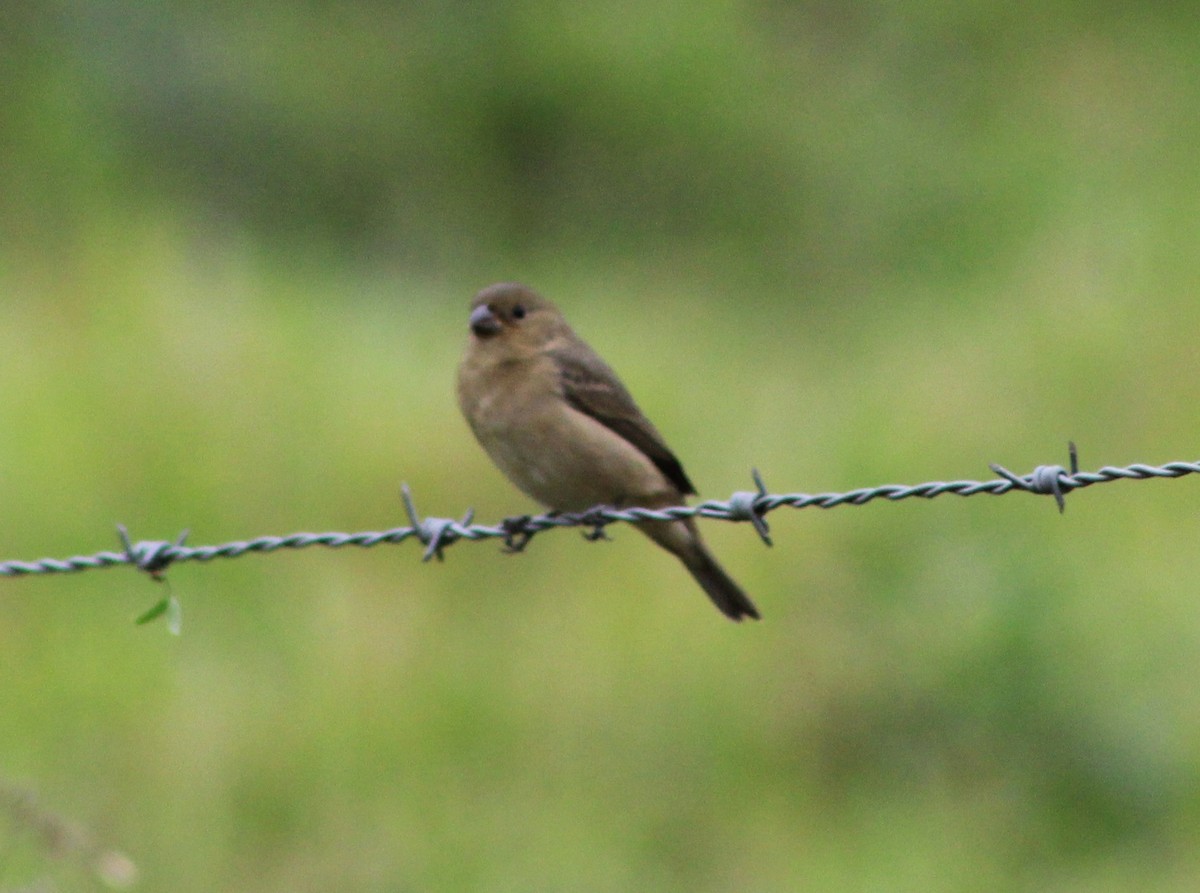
[458,355,673,511]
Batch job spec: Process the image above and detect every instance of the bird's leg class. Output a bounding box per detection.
[577,505,615,542]
[500,514,537,553]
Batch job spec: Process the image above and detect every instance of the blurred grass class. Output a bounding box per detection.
[4,3,1200,891]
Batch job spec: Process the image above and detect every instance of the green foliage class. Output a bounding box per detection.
[4,3,1200,891]
[134,593,183,636]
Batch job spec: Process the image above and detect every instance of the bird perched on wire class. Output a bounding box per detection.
[456,282,760,621]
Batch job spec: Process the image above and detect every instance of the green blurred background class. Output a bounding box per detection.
[4,2,1200,890]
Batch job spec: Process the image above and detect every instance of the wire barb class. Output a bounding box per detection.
[401,483,472,562]
[726,467,774,546]
[5,449,1200,579]
[117,524,190,580]
[989,442,1078,513]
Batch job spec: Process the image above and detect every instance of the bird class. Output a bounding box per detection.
[456,282,760,621]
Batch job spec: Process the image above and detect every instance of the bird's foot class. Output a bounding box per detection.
[576,506,615,542]
[500,515,537,553]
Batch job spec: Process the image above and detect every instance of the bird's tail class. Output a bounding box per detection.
[680,542,761,622]
[639,519,761,621]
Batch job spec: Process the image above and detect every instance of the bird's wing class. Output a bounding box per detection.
[550,345,696,496]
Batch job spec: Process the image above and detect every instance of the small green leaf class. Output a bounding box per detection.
[135,597,171,626]
[165,595,183,636]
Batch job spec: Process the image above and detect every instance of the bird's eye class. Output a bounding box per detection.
[511,304,527,320]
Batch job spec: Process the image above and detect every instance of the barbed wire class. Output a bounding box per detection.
[3,444,1199,584]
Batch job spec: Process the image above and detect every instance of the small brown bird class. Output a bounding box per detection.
[456,282,760,621]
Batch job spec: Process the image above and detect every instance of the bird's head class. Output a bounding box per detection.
[466,283,563,348]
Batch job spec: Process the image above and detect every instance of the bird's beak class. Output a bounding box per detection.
[469,304,502,338]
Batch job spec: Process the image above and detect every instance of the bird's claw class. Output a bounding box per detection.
[500,515,537,553]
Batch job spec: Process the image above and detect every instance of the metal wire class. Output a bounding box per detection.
[3,446,1198,580]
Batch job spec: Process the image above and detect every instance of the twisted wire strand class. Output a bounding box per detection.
[3,451,1198,580]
